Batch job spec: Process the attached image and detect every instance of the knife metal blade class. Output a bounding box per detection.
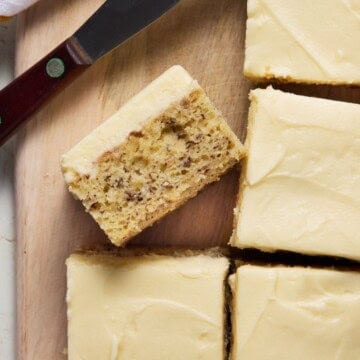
[71,0,180,63]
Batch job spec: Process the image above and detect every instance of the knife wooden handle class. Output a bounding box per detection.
[0,38,90,145]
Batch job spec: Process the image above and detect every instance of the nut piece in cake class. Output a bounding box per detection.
[244,0,360,85]
[67,253,229,360]
[229,265,360,359]
[61,65,244,246]
[231,87,360,261]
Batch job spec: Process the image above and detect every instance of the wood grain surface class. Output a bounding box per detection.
[15,0,360,358]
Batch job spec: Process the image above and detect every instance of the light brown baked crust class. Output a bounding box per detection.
[244,71,360,86]
[70,245,230,260]
[229,92,255,247]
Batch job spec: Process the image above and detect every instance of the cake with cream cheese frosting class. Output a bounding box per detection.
[231,87,360,261]
[229,265,360,359]
[61,65,244,246]
[67,252,229,360]
[244,0,360,85]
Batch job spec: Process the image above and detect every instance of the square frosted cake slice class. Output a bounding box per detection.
[67,252,229,360]
[229,265,360,359]
[244,0,360,85]
[61,65,244,246]
[231,87,360,261]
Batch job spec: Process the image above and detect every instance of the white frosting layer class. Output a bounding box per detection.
[61,65,200,182]
[231,265,360,360]
[232,87,360,260]
[67,254,228,360]
[244,0,360,84]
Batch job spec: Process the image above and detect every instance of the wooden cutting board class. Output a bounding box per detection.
[15,0,360,358]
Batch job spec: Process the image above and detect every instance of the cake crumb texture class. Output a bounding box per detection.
[62,70,244,246]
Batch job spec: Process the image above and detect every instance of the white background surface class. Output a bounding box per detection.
[0,18,16,360]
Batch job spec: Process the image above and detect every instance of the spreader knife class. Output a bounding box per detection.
[0,0,180,145]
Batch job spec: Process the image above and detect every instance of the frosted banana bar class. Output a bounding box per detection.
[231,87,360,261]
[229,265,360,359]
[67,253,229,360]
[244,0,360,85]
[62,65,244,246]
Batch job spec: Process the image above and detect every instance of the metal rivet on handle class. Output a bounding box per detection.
[46,58,65,78]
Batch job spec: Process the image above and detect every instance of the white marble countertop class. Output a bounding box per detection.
[0,18,16,360]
